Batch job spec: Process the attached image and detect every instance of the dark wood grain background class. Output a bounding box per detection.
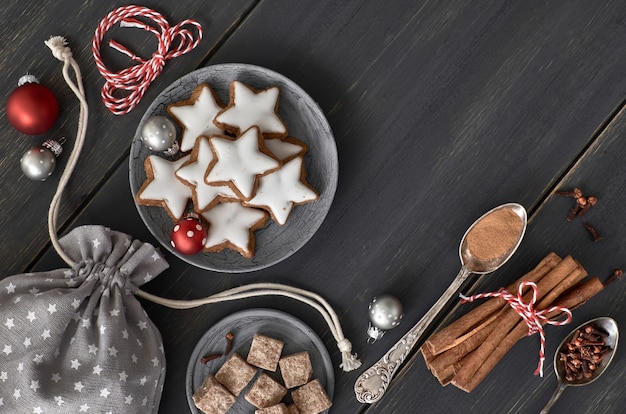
[2,1,625,413]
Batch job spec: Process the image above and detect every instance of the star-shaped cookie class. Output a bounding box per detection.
[201,201,268,258]
[175,136,237,212]
[136,154,192,220]
[167,83,225,152]
[214,81,288,138]
[265,136,308,162]
[205,127,280,200]
[245,157,318,225]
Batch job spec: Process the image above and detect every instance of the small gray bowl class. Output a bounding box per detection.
[129,64,338,273]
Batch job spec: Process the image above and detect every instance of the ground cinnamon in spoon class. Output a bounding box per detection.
[465,208,523,261]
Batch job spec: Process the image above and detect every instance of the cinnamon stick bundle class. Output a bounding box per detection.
[454,276,604,392]
[422,253,609,392]
[424,252,561,356]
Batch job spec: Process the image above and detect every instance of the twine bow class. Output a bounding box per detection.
[459,281,572,377]
[92,5,203,115]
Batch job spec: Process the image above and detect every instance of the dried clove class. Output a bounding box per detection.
[200,331,235,364]
[583,222,602,242]
[557,187,598,221]
[556,188,583,198]
[577,196,597,217]
[561,324,612,383]
[603,269,624,287]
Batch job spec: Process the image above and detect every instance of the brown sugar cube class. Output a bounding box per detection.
[279,351,313,389]
[292,379,332,414]
[215,353,257,396]
[286,404,301,414]
[255,403,289,414]
[245,372,288,408]
[247,333,284,371]
[192,374,236,414]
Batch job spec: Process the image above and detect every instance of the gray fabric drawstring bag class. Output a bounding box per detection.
[0,225,169,412]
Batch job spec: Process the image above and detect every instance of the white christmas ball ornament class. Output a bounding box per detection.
[367,294,404,343]
[141,115,179,154]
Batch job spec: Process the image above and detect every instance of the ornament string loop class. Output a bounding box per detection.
[92,5,202,115]
[459,281,572,377]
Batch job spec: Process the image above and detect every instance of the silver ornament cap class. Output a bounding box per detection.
[367,294,404,343]
[141,115,178,153]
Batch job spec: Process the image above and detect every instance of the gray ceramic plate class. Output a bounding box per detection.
[129,64,338,272]
[185,309,335,413]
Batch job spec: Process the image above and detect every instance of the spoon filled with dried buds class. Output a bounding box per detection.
[355,203,527,403]
[540,317,619,414]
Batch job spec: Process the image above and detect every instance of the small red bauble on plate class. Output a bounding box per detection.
[6,75,59,135]
[171,215,207,255]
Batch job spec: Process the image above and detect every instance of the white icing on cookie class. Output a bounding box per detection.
[175,136,237,212]
[137,154,192,220]
[215,81,287,136]
[201,200,268,257]
[205,127,280,199]
[265,136,307,161]
[245,157,318,225]
[168,83,224,152]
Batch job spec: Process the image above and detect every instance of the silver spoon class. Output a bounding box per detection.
[540,317,619,414]
[354,202,527,404]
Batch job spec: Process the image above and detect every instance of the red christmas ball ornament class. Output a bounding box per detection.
[6,75,59,135]
[170,215,208,255]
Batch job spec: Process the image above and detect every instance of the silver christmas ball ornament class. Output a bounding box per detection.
[367,294,404,343]
[20,138,64,181]
[141,115,179,154]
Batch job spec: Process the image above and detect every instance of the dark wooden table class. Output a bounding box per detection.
[2,1,625,413]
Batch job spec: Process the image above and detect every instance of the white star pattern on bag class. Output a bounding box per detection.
[27,311,37,322]
[0,226,167,412]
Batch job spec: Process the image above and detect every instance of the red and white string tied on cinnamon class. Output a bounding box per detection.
[92,5,203,115]
[459,281,572,377]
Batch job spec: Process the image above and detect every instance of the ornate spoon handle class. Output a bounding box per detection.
[354,266,473,403]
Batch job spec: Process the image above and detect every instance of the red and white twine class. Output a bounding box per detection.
[92,5,203,115]
[459,281,572,377]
